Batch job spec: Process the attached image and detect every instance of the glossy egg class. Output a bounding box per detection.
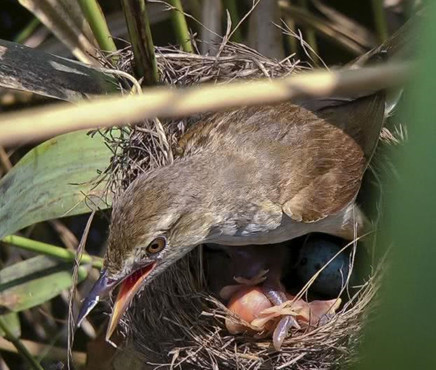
[295,236,351,297]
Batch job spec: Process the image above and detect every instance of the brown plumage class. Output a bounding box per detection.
[105,94,384,274]
[77,90,385,345]
[76,21,419,343]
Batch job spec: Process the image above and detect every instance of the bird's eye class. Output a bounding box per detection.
[146,236,167,255]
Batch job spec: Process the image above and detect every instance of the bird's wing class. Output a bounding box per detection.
[178,93,385,224]
[302,93,386,160]
[278,93,385,222]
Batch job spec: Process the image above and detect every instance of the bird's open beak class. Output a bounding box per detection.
[77,263,157,342]
[105,262,156,341]
[77,268,116,328]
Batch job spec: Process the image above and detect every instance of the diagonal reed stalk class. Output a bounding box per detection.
[77,0,117,55]
[0,62,412,146]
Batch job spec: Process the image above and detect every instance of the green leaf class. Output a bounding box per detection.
[0,256,87,312]
[0,130,112,239]
[357,8,436,370]
[0,313,21,338]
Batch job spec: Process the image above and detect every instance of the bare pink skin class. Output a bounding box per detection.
[225,285,341,350]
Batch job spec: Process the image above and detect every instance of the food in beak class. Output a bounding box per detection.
[106,263,156,341]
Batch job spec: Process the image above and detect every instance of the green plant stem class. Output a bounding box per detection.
[14,18,41,44]
[168,0,194,52]
[1,235,103,269]
[121,0,158,85]
[0,317,44,370]
[371,0,388,42]
[222,0,243,42]
[77,0,118,54]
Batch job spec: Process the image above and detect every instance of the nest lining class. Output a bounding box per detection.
[102,43,384,369]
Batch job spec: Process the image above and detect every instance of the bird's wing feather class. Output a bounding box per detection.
[279,93,386,222]
[178,93,385,224]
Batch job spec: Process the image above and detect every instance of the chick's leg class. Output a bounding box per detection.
[262,277,300,351]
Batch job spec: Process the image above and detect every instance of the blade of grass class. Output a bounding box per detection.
[121,0,158,85]
[222,0,243,42]
[167,0,193,52]
[312,0,377,49]
[283,16,299,56]
[77,0,117,55]
[13,18,41,44]
[0,317,43,370]
[1,235,103,269]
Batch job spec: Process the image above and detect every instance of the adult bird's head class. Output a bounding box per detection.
[77,161,219,340]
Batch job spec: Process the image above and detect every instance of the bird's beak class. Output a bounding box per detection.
[105,261,156,341]
[77,268,116,328]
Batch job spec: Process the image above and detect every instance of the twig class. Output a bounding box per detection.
[279,0,366,55]
[298,0,319,58]
[200,0,222,55]
[68,211,96,368]
[0,146,12,172]
[0,61,412,146]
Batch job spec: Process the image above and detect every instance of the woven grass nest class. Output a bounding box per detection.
[101,42,393,369]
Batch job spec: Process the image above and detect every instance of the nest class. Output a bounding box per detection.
[102,43,387,369]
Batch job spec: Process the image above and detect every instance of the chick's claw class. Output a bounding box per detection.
[234,269,269,286]
[219,269,269,300]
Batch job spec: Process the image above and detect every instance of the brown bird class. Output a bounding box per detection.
[77,24,410,348]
